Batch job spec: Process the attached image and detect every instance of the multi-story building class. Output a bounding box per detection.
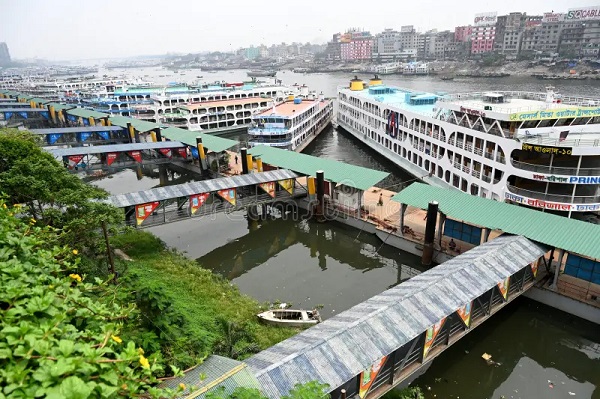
[521,13,565,56]
[471,12,498,54]
[431,31,458,59]
[494,12,527,57]
[0,43,10,64]
[244,46,260,60]
[454,26,473,43]
[340,30,374,61]
[324,33,342,61]
[582,20,600,57]
[398,26,419,52]
[373,29,402,61]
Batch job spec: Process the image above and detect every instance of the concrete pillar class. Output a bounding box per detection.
[89,117,96,127]
[316,170,325,220]
[422,201,439,267]
[48,105,56,125]
[158,165,168,186]
[136,165,143,180]
[240,148,249,174]
[399,203,407,233]
[150,131,157,142]
[154,128,162,142]
[99,118,106,126]
[308,176,316,199]
[246,154,254,173]
[256,157,263,172]
[550,249,566,289]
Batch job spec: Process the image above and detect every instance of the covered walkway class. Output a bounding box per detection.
[29,126,129,146]
[246,235,546,399]
[107,169,301,227]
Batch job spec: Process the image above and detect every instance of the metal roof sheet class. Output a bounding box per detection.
[246,235,546,398]
[392,183,600,261]
[66,107,109,119]
[107,169,299,207]
[46,102,74,111]
[160,355,261,399]
[45,141,185,157]
[29,126,124,135]
[109,115,160,132]
[29,97,51,105]
[161,126,238,153]
[247,145,389,191]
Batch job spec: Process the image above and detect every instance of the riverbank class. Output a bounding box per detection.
[107,229,299,370]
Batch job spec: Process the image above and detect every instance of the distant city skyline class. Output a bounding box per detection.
[1,0,598,60]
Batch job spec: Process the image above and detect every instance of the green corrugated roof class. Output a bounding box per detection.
[17,94,33,101]
[248,145,389,190]
[109,115,160,133]
[66,107,109,119]
[29,97,51,105]
[159,355,261,399]
[392,183,600,260]
[161,126,237,153]
[47,102,74,111]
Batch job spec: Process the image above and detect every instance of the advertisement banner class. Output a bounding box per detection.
[497,277,510,300]
[190,193,210,215]
[457,302,472,328]
[531,261,538,278]
[259,182,276,198]
[135,202,160,226]
[106,153,118,166]
[218,188,236,206]
[47,133,61,145]
[358,356,387,398]
[566,7,600,21]
[278,179,294,195]
[510,107,600,122]
[177,148,188,158]
[423,318,446,359]
[158,148,172,158]
[543,12,565,23]
[474,12,498,26]
[67,155,84,169]
[128,150,142,163]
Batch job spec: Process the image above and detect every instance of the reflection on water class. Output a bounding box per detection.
[403,299,600,399]
[197,217,423,319]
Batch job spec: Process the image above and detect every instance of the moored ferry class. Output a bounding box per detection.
[248,93,333,152]
[337,76,600,219]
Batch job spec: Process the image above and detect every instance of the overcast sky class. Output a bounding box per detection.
[1,0,597,60]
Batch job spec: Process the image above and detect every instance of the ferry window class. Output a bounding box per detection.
[453,174,460,188]
[438,166,443,178]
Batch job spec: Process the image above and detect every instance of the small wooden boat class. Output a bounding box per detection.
[257,309,322,327]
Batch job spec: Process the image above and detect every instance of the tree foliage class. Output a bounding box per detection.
[0,129,121,257]
[205,381,330,399]
[0,201,181,398]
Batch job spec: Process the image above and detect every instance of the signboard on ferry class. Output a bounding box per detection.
[505,192,600,212]
[531,174,600,184]
[521,143,572,155]
[510,107,600,122]
[566,6,600,21]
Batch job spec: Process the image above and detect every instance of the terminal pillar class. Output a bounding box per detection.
[48,105,57,125]
[246,154,254,173]
[99,118,106,126]
[154,128,162,142]
[307,176,316,200]
[550,248,566,289]
[136,165,143,180]
[158,165,169,186]
[89,117,96,127]
[256,157,263,172]
[421,201,439,267]
[240,148,249,174]
[127,123,135,143]
[106,119,112,126]
[316,170,325,221]
[196,136,208,170]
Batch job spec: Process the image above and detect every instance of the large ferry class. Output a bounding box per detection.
[337,76,600,219]
[248,93,333,152]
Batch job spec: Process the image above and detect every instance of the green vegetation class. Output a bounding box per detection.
[0,201,180,398]
[0,128,298,395]
[109,229,298,370]
[206,381,330,399]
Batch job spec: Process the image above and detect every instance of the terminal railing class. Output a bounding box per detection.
[521,136,600,148]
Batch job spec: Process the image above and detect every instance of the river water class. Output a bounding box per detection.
[92,67,600,398]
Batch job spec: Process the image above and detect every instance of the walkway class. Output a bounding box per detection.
[29,126,129,146]
[106,169,302,227]
[246,234,546,399]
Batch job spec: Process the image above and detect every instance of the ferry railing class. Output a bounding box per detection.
[511,160,600,176]
[521,136,600,148]
[438,91,600,111]
[507,184,600,204]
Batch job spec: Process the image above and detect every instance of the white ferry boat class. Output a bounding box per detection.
[248,93,333,152]
[337,76,600,218]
